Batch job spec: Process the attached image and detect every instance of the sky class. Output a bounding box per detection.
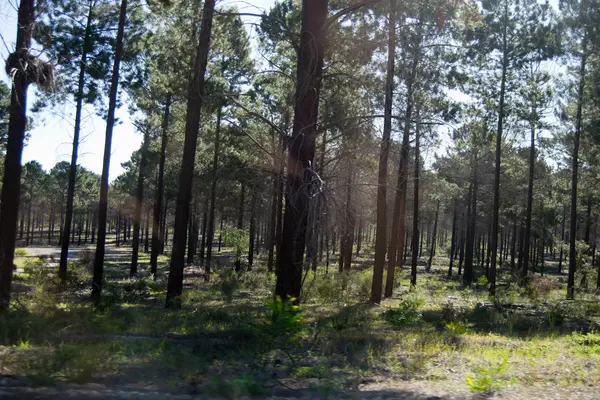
[0,0,276,180]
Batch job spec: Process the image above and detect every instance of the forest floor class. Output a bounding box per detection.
[2,248,600,399]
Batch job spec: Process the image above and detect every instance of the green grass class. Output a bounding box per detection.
[2,251,600,397]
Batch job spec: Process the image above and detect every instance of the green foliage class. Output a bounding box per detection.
[382,297,423,327]
[295,365,330,378]
[477,275,489,285]
[216,269,240,303]
[220,226,249,263]
[15,249,28,257]
[466,358,514,393]
[261,295,304,339]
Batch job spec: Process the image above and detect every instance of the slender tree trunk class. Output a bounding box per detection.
[206,106,221,273]
[275,0,328,301]
[237,183,245,230]
[130,127,150,276]
[248,190,257,270]
[199,198,208,264]
[464,154,478,285]
[59,1,94,281]
[92,0,127,304]
[510,217,517,269]
[144,207,150,253]
[568,37,587,300]
[187,200,198,264]
[448,203,458,277]
[489,1,509,298]
[410,115,420,286]
[151,94,170,278]
[372,0,396,303]
[0,0,35,311]
[267,155,279,272]
[26,204,31,247]
[427,201,440,272]
[166,0,215,308]
[558,206,566,274]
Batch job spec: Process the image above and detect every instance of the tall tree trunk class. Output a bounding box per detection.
[59,1,94,282]
[275,0,328,301]
[267,140,280,272]
[410,116,420,286]
[206,106,221,273]
[558,205,566,274]
[489,1,509,298]
[237,183,245,230]
[371,0,396,303]
[151,94,170,278]
[166,0,215,308]
[427,201,440,272]
[0,0,35,311]
[248,190,257,270]
[568,36,587,300]
[92,0,127,304]
[187,200,198,264]
[510,217,517,269]
[464,153,478,285]
[130,127,150,276]
[585,201,592,245]
[521,110,535,278]
[144,207,150,253]
[199,198,208,264]
[26,204,31,247]
[448,203,458,277]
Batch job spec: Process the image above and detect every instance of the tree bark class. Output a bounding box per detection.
[92,0,127,304]
[166,0,215,308]
[568,35,586,300]
[206,106,221,272]
[0,0,35,311]
[410,115,420,286]
[427,200,440,272]
[275,0,328,301]
[130,127,150,276]
[151,94,170,279]
[448,203,458,277]
[372,0,397,303]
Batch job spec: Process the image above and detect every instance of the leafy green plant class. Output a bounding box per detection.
[220,226,249,267]
[467,358,514,393]
[382,298,422,327]
[262,295,304,338]
[477,275,489,285]
[217,269,239,303]
[446,321,468,335]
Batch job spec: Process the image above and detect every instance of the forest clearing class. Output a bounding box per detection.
[1,0,600,398]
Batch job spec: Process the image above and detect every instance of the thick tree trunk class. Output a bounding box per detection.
[130,128,150,276]
[166,0,215,308]
[0,0,34,311]
[92,0,127,304]
[275,0,328,301]
[371,0,396,303]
